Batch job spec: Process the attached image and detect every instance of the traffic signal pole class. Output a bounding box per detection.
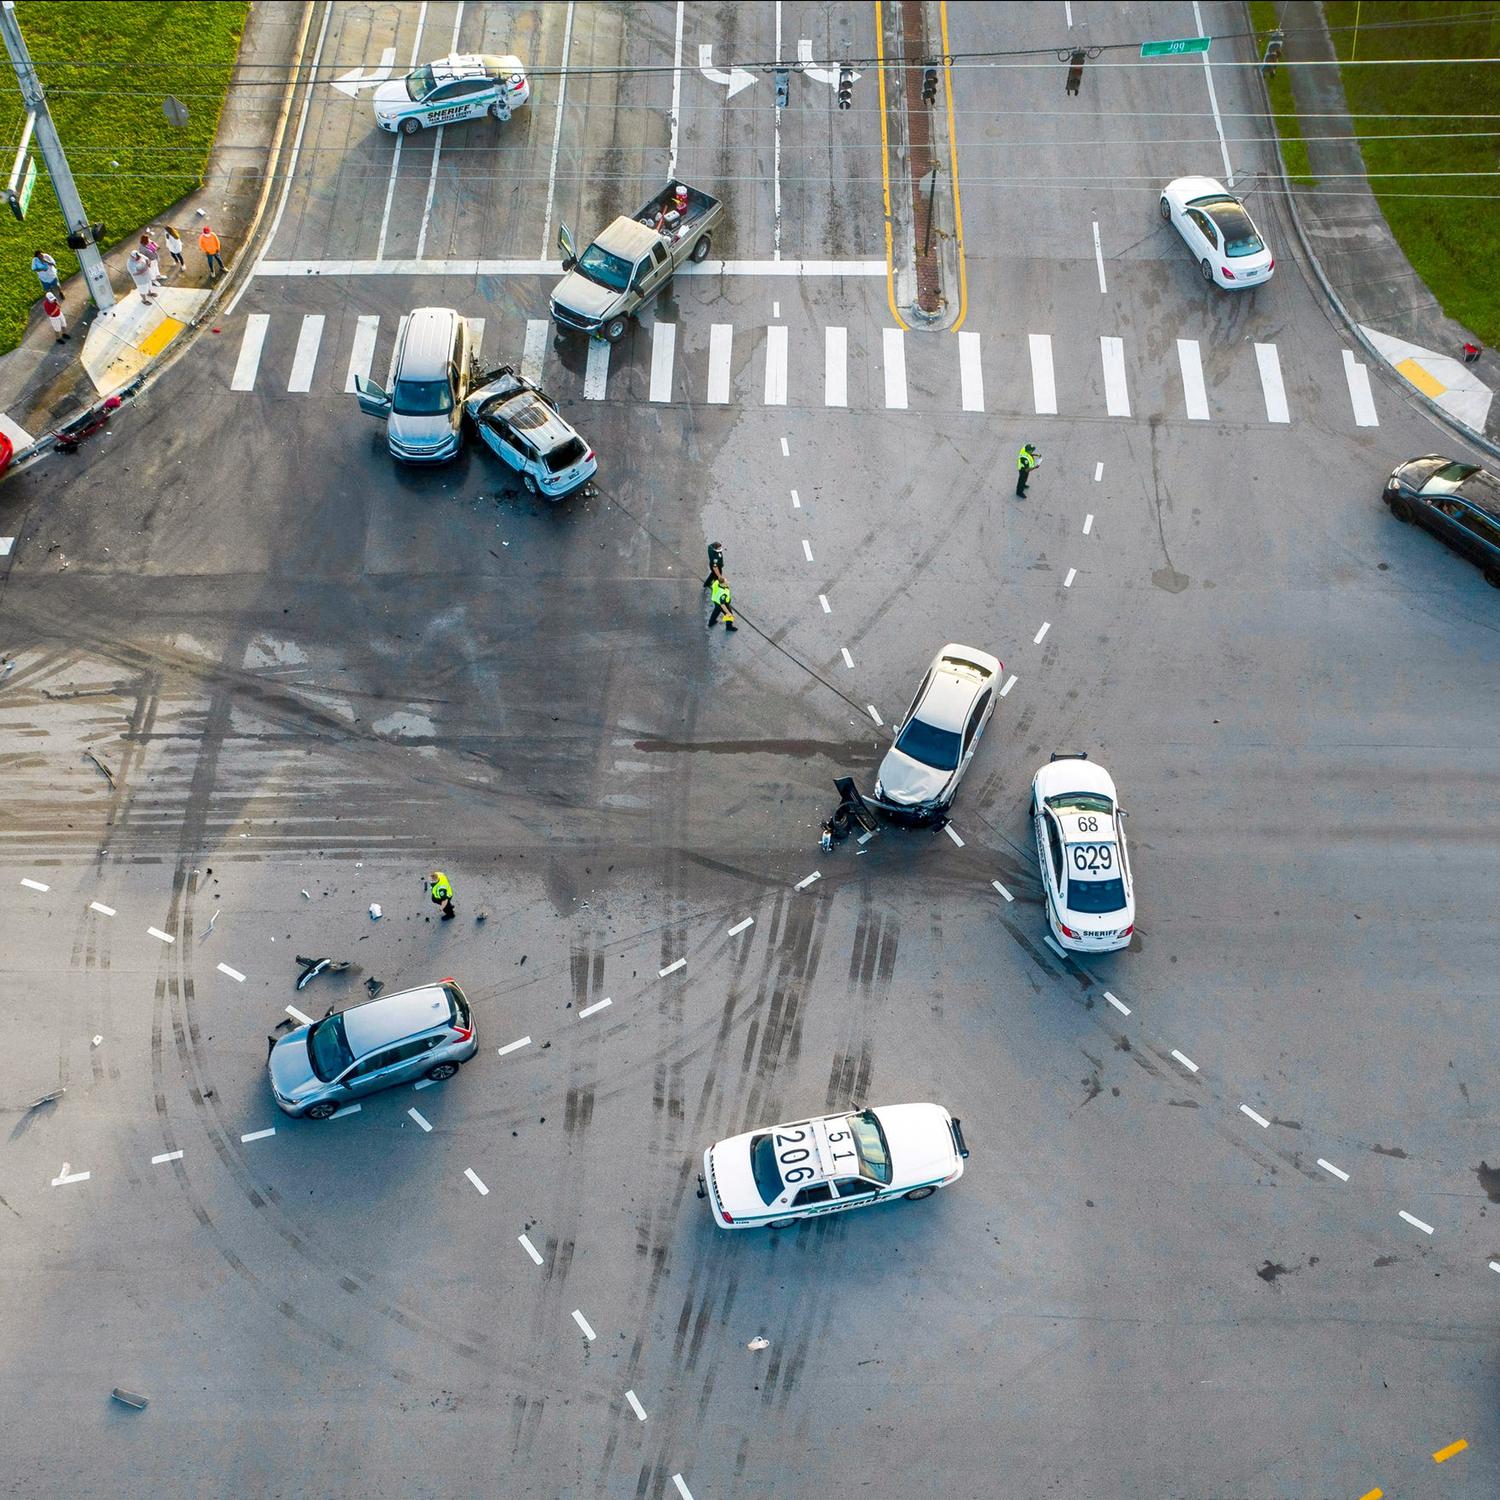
[0,0,114,309]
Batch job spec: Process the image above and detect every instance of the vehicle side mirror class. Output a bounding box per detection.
[561,254,577,272]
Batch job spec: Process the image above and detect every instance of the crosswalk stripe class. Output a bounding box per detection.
[1029,333,1056,415]
[344,314,379,393]
[1100,335,1130,417]
[1343,349,1379,426]
[764,325,788,405]
[649,320,676,402]
[883,328,907,409]
[287,314,325,393]
[825,326,847,407]
[469,317,485,364]
[959,330,983,412]
[1255,342,1290,423]
[584,338,609,400]
[521,318,548,384]
[1176,338,1209,420]
[706,323,732,404]
[230,314,269,391]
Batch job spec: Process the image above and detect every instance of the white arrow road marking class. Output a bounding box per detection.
[796,39,858,86]
[331,46,397,98]
[698,44,755,99]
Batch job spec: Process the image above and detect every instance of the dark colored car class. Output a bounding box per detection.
[1383,456,1500,588]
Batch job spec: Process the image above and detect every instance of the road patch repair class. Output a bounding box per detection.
[1358,326,1493,434]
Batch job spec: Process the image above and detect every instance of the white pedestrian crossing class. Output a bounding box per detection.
[1343,349,1379,426]
[649,320,676,403]
[882,328,907,410]
[344,314,379,393]
[1176,338,1209,420]
[825,326,847,408]
[231,314,269,392]
[958,330,983,412]
[1100,336,1130,418]
[584,338,610,401]
[1255,342,1290,423]
[521,318,548,384]
[287,314,325,393]
[1029,333,1057,415]
[706,323,732,404]
[764,325,788,406]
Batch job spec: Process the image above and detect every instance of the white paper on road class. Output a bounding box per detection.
[521,319,549,385]
[584,338,610,400]
[1176,338,1209,420]
[344,315,379,392]
[764,325,788,405]
[959,331,984,412]
[1255,342,1290,423]
[1028,333,1056,415]
[231,314,269,391]
[824,326,847,407]
[649,320,676,403]
[1100,336,1130,417]
[706,323,732,404]
[883,328,907,410]
[1343,349,1379,426]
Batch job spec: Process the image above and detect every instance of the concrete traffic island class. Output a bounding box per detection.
[79,287,210,398]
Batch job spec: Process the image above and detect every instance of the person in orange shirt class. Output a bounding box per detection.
[199,223,225,280]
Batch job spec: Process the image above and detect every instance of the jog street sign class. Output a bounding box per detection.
[1140,37,1212,57]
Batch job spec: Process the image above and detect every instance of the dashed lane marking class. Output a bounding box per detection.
[802,538,814,562]
[1091,218,1107,294]
[1433,1439,1468,1463]
[519,1233,545,1266]
[1093,462,1103,481]
[867,704,883,725]
[151,1150,183,1165]
[1083,513,1094,534]
[465,1168,489,1195]
[407,1108,432,1132]
[1104,991,1130,1016]
[944,824,964,847]
[497,1035,532,1056]
[1170,1049,1199,1074]
[286,1005,313,1026]
[819,594,831,613]
[672,1475,695,1500]
[1240,1104,1270,1129]
[20,878,48,892]
[794,871,822,891]
[991,879,1014,902]
[625,1389,648,1422]
[1491,1261,1500,1275]
[727,916,754,936]
[572,1308,598,1341]
[217,963,246,982]
[1064,568,1076,587]
[51,1164,90,1187]
[330,1103,361,1120]
[1000,675,1017,696]
[241,1128,276,1143]
[147,927,174,944]
[790,488,801,508]
[1399,1210,1434,1236]
[1033,621,1050,645]
[659,957,686,978]
[841,647,854,668]
[780,436,789,457]
[1318,1158,1350,1182]
[578,997,613,1019]
[88,900,115,915]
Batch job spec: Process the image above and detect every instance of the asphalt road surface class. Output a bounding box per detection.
[2,3,1497,1497]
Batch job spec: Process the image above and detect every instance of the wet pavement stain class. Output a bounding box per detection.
[1475,1162,1500,1202]
[1372,1143,1409,1159]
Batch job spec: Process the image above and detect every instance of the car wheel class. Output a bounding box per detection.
[1485,566,1500,590]
[401,116,420,136]
[425,1062,458,1082]
[521,471,538,495]
[602,315,629,344]
[305,1101,338,1120]
[690,233,711,263]
[768,1216,798,1229]
[1159,197,1171,221]
[1200,258,1215,284]
[904,1185,937,1201]
[1389,497,1414,523]
[489,100,511,122]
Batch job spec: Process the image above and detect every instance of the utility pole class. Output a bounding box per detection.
[0,0,114,309]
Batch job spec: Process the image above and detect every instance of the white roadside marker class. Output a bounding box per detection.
[1033,621,1050,645]
[217,963,246,982]
[465,1168,489,1195]
[572,1308,597,1341]
[21,877,49,892]
[867,704,883,725]
[794,871,821,891]
[1240,1104,1270,1129]
[497,1036,531,1057]
[241,1128,276,1143]
[1317,1158,1350,1182]
[1093,462,1104,481]
[579,997,613,1019]
[1083,514,1094,534]
[1399,1210,1434,1236]
[1170,1049,1199,1074]
[1064,568,1076,587]
[89,901,115,915]
[1104,991,1130,1016]
[151,1150,183,1165]
[802,539,814,562]
[407,1108,432,1132]
[819,594,831,613]
[672,1476,695,1500]
[286,1005,313,1026]
[519,1233,545,1266]
[147,927,174,944]
[625,1389,648,1422]
[991,880,1014,902]
[659,957,686,978]
[51,1163,90,1187]
[1000,675,1017,697]
[841,647,854,669]
[727,917,754,936]
[330,1103,361,1120]
[944,824,964,847]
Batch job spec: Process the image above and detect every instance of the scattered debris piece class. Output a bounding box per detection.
[369,903,382,920]
[475,908,488,923]
[364,978,384,998]
[204,908,220,936]
[29,1087,65,1110]
[300,889,311,900]
[84,747,117,788]
[295,955,351,992]
[110,1388,149,1410]
[91,1036,102,1048]
[747,1336,769,1351]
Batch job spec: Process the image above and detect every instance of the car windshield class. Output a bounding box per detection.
[392,378,453,416]
[406,65,437,102]
[1067,875,1128,914]
[576,244,633,291]
[849,1109,893,1185]
[894,717,962,771]
[749,1134,783,1205]
[307,1014,353,1081]
[1046,791,1113,815]
[1205,203,1264,256]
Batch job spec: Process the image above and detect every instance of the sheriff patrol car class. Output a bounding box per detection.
[699,1102,967,1230]
[373,54,531,135]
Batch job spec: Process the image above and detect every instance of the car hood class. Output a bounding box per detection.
[705,1130,765,1219]
[373,80,412,114]
[552,269,620,321]
[268,1029,320,1099]
[875,747,952,808]
[875,1102,961,1185]
[389,410,452,447]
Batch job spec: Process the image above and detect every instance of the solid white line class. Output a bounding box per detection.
[407,1108,432,1132]
[1343,349,1379,426]
[51,1168,90,1187]
[330,1103,362,1120]
[578,997,613,1018]
[286,1005,313,1026]
[1170,1049,1199,1073]
[764,325,788,405]
[1000,674,1016,696]
[841,647,854,668]
[867,704,883,725]
[1100,335,1130,417]
[241,1128,276,1143]
[944,824,964,847]
[958,330,984,412]
[344,314,379,392]
[625,1389,648,1422]
[1064,568,1076,587]
[667,0,685,176]
[818,594,831,612]
[147,927,174,944]
[706,323,732,403]
[286,314,325,393]
[1399,1210,1434,1236]
[883,327,907,409]
[790,488,801,508]
[1065,1,1073,24]
[540,0,576,256]
[230,314,269,391]
[522,318,549,384]
[1240,1104,1270,1129]
[649,320,676,402]
[376,1,429,260]
[1176,337,1209,420]
[151,1150,183,1165]
[773,0,782,257]
[1254,342,1290,423]
[256,257,889,278]
[672,1477,694,1500]
[519,1233,545,1265]
[465,1167,489,1195]
[20,877,48,892]
[583,338,610,400]
[824,326,847,407]
[1093,462,1103,481]
[1192,0,1234,184]
[217,962,246,982]
[802,539,814,562]
[1317,1158,1350,1182]
[414,126,445,259]
[728,917,754,936]
[1083,514,1094,534]
[497,1036,532,1056]
[1033,621,1050,645]
[991,879,1014,902]
[659,957,686,978]
[794,871,822,891]
[572,1308,597,1341]
[1104,990,1130,1015]
[1029,333,1057,414]
[1091,219,1107,294]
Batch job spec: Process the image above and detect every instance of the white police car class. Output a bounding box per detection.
[699,1102,967,1230]
[373,54,531,136]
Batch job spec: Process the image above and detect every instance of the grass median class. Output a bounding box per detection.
[1249,2,1314,184]
[0,0,248,354]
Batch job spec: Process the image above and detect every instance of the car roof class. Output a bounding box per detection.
[428,53,518,84]
[1456,469,1500,515]
[915,646,998,732]
[396,308,461,379]
[496,391,575,450]
[342,982,453,1057]
[598,216,663,261]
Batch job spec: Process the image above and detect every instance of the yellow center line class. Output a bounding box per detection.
[873,2,910,332]
[1433,1438,1469,1463]
[939,0,967,332]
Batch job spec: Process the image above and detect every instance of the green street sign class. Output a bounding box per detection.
[7,154,35,222]
[1140,37,1211,57]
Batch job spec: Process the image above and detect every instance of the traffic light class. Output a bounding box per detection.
[837,67,853,110]
[1065,49,1086,97]
[65,221,106,250]
[922,66,938,105]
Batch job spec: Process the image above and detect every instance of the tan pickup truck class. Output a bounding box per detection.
[550,182,723,342]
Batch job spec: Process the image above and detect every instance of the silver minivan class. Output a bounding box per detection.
[355,307,474,463]
[267,977,477,1118]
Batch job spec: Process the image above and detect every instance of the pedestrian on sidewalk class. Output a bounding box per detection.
[708,576,737,631]
[199,222,225,280]
[1015,442,1040,498]
[126,247,157,303]
[702,540,725,589]
[31,249,62,301]
[425,869,456,920]
[42,290,69,343]
[1463,341,1482,365]
[139,232,164,286]
[164,225,185,272]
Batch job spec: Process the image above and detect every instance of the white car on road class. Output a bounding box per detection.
[700,1103,968,1230]
[1159,176,1274,289]
[1031,753,1135,953]
[374,54,530,135]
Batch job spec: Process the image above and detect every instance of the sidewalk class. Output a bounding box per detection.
[1269,1,1496,450]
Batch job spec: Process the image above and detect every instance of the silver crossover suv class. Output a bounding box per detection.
[267,978,477,1119]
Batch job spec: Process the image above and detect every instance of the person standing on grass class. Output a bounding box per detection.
[199,223,225,279]
[31,249,62,300]
[42,290,68,344]
[164,225,185,272]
